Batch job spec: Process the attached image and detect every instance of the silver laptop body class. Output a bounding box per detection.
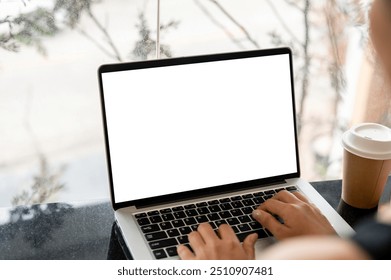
[98,47,353,259]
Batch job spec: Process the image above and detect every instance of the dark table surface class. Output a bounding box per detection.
[0,179,389,260]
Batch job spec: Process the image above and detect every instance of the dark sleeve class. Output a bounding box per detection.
[351,219,391,260]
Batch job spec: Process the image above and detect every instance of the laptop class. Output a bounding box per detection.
[98,47,353,260]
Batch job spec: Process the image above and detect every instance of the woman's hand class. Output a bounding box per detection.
[178,190,336,260]
[177,223,258,260]
[252,190,336,240]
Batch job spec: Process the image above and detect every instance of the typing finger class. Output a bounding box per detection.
[258,197,289,218]
[217,224,239,242]
[252,209,287,239]
[271,190,307,204]
[188,230,206,249]
[177,244,195,260]
[197,222,220,243]
[290,190,311,204]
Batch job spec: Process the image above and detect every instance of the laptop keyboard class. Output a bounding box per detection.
[135,186,298,259]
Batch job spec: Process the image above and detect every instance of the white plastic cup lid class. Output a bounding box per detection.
[342,123,391,160]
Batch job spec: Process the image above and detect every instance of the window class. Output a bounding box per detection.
[1,0,386,206]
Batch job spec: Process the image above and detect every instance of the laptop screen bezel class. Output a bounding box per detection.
[98,47,300,210]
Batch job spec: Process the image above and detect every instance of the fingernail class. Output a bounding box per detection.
[252,209,262,218]
[176,245,184,254]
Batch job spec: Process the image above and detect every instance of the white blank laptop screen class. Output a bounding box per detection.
[101,53,298,204]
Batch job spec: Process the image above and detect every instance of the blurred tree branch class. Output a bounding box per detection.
[207,0,260,49]
[3,0,176,205]
[265,0,301,46]
[53,0,123,61]
[12,156,66,206]
[1,0,178,62]
[265,0,311,135]
[193,0,260,49]
[132,12,178,60]
[194,0,247,50]
[0,7,59,55]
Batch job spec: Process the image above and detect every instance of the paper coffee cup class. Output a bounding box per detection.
[341,123,391,209]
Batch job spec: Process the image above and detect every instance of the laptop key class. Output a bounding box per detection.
[179,226,191,235]
[167,229,180,237]
[172,206,184,212]
[238,224,251,232]
[184,217,197,225]
[242,199,255,206]
[207,200,219,205]
[253,191,264,197]
[147,210,160,216]
[160,221,173,230]
[185,209,198,217]
[227,217,240,225]
[220,203,233,210]
[264,190,275,195]
[195,215,208,223]
[177,235,189,244]
[219,198,231,203]
[149,238,178,250]
[166,246,179,257]
[231,201,244,208]
[238,215,251,223]
[160,208,172,214]
[174,211,186,219]
[236,232,251,242]
[137,217,150,226]
[235,232,254,242]
[141,224,160,233]
[286,186,298,192]
[208,205,221,212]
[198,207,210,215]
[253,228,269,238]
[231,195,242,201]
[249,221,262,230]
[172,220,185,228]
[236,232,250,242]
[196,202,208,207]
[162,213,175,221]
[150,215,163,223]
[184,204,196,209]
[253,197,264,204]
[242,206,253,214]
[219,211,232,219]
[263,194,273,200]
[207,213,220,221]
[145,231,168,241]
[135,212,147,219]
[230,209,243,216]
[153,249,167,259]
